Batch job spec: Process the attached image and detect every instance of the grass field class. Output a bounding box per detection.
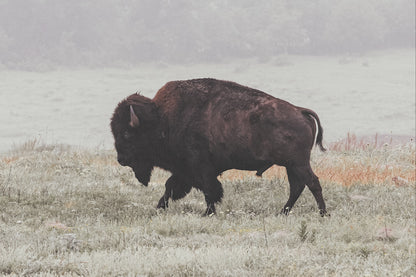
[0,138,415,276]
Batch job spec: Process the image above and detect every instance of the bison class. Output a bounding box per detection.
[111,78,328,216]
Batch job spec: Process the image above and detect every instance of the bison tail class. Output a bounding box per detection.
[302,109,326,152]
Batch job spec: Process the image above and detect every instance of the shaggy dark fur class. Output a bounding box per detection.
[111,78,328,216]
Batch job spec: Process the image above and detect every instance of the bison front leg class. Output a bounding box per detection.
[201,176,224,216]
[157,175,191,210]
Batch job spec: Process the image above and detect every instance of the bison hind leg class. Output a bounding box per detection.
[281,164,328,216]
[307,171,329,217]
[281,166,306,215]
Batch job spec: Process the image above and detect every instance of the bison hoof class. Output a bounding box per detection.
[280,207,291,216]
[319,209,330,217]
[157,198,168,209]
[203,206,216,217]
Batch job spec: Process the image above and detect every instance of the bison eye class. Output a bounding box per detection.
[123,131,132,140]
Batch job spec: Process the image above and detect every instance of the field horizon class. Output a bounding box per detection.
[1,49,414,154]
[0,136,414,276]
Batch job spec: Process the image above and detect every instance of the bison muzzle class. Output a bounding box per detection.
[111,78,328,216]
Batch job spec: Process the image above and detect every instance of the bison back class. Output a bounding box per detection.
[154,79,316,169]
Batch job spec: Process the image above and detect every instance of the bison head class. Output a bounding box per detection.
[110,94,160,186]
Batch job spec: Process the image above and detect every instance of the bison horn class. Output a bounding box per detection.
[129,105,140,128]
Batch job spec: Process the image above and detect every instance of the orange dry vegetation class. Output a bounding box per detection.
[220,163,415,187]
[221,135,416,187]
[314,162,415,187]
[221,159,415,187]
[2,156,18,164]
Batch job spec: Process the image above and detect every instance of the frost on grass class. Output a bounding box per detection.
[0,141,415,276]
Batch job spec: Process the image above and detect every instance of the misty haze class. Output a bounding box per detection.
[0,1,415,276]
[0,0,414,152]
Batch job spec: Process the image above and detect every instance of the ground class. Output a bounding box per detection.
[0,139,414,276]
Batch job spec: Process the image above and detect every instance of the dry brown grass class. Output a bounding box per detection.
[221,134,415,187]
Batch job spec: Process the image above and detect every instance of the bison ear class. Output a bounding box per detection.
[129,105,140,128]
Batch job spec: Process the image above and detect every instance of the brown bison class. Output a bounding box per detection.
[111,78,328,216]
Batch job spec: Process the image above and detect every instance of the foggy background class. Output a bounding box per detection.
[0,0,414,153]
[0,0,414,69]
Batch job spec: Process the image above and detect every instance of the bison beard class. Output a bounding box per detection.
[131,162,152,187]
[111,78,328,216]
